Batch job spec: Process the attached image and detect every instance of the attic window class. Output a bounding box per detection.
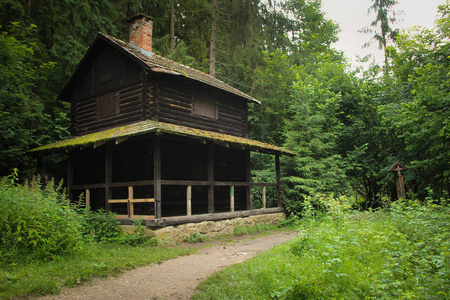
[192,93,217,119]
[97,92,120,119]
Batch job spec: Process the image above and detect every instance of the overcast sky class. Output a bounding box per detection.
[320,0,446,68]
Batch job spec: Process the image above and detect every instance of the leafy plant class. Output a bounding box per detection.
[194,195,449,299]
[0,176,83,264]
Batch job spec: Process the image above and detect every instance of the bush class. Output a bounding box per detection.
[194,197,450,299]
[79,208,122,243]
[0,175,83,264]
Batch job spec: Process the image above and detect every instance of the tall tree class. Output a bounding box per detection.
[209,0,218,76]
[363,0,400,73]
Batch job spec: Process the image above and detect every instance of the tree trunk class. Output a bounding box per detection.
[209,0,218,77]
[170,0,175,52]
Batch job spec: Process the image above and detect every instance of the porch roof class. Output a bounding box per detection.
[29,120,295,156]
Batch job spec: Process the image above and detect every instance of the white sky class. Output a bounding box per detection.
[321,0,447,68]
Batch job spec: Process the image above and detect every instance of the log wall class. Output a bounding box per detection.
[155,75,248,137]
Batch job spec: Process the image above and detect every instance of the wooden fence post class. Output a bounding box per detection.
[187,185,192,216]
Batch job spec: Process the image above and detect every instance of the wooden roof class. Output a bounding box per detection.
[59,32,260,104]
[29,120,295,156]
[388,161,408,173]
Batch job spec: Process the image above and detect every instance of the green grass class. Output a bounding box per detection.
[193,200,450,299]
[0,242,194,299]
[233,224,279,236]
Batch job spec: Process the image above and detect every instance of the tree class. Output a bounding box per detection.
[362,0,400,73]
[380,1,450,199]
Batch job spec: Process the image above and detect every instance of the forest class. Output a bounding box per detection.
[0,0,449,208]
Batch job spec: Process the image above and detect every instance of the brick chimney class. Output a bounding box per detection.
[127,14,153,54]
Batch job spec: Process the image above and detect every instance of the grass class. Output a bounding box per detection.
[193,200,450,299]
[0,242,194,299]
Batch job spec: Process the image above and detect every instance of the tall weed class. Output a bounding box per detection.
[0,176,83,264]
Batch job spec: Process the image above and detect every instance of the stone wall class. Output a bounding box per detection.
[120,213,286,243]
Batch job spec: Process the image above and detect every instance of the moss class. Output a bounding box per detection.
[29,120,295,156]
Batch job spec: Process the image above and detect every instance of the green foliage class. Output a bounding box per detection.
[0,176,83,265]
[233,224,276,236]
[183,232,209,244]
[194,197,449,300]
[79,208,122,243]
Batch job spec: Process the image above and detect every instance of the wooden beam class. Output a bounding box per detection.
[128,186,134,218]
[154,136,162,219]
[262,186,266,209]
[230,186,235,212]
[85,189,90,209]
[207,144,214,213]
[276,155,281,207]
[187,185,192,216]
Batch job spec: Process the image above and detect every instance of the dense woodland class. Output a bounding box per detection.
[0,0,449,208]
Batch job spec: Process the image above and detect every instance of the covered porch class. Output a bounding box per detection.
[31,120,294,227]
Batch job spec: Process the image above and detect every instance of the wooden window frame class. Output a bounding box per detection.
[192,92,218,120]
[97,91,120,119]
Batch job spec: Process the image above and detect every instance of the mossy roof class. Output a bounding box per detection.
[59,32,260,104]
[29,120,295,156]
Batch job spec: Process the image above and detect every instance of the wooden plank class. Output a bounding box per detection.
[108,199,129,203]
[85,189,90,209]
[262,186,266,209]
[158,207,284,226]
[110,180,154,188]
[129,198,155,203]
[154,136,162,219]
[187,185,192,216]
[128,186,134,218]
[230,186,234,212]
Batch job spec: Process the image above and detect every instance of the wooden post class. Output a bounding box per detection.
[187,185,192,216]
[262,186,266,209]
[105,142,112,212]
[230,186,235,212]
[397,169,406,199]
[85,189,90,209]
[207,144,214,213]
[154,136,162,219]
[128,186,134,218]
[275,155,281,207]
[245,150,252,210]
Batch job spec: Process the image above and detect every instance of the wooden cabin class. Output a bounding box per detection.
[31,15,294,226]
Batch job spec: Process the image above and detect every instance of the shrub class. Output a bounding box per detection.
[79,208,122,243]
[0,175,83,264]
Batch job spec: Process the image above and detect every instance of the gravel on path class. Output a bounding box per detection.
[39,231,298,300]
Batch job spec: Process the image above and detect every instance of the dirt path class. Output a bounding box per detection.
[40,231,297,300]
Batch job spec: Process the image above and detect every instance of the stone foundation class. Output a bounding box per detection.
[119,212,286,243]
[153,212,285,243]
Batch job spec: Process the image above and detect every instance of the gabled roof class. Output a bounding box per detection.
[388,161,408,173]
[59,32,260,104]
[29,120,295,157]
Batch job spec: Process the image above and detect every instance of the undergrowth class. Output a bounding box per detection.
[194,194,449,299]
[0,174,192,299]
